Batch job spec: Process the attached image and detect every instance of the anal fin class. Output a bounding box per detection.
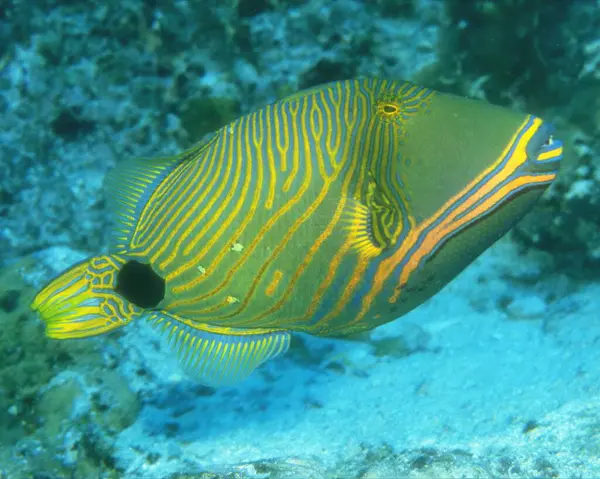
[146,312,291,387]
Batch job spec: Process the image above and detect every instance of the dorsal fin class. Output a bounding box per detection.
[105,133,217,250]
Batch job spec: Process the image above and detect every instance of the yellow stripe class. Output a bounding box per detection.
[145,131,226,261]
[265,104,277,210]
[536,149,560,162]
[283,101,302,192]
[276,102,290,173]
[169,98,313,308]
[237,88,367,326]
[324,84,343,164]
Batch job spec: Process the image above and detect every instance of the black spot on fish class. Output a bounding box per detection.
[115,261,165,309]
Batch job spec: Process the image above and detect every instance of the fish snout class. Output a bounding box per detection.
[526,121,563,173]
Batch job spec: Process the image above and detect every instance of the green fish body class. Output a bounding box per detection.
[32,78,563,386]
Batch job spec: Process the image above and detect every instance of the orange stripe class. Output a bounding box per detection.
[265,270,283,297]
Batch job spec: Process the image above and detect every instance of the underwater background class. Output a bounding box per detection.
[1,0,600,477]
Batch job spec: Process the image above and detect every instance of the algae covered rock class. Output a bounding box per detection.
[180,95,241,141]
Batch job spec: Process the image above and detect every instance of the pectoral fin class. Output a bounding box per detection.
[343,175,402,259]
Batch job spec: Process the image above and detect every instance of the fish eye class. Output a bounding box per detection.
[543,135,554,147]
[115,260,165,308]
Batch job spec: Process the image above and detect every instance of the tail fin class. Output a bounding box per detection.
[31,254,141,339]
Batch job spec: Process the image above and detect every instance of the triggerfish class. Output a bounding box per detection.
[32,78,563,386]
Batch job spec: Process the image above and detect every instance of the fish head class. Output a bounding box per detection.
[394,92,563,239]
[31,254,164,338]
[348,81,563,322]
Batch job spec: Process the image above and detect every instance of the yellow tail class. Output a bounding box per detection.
[31,254,141,339]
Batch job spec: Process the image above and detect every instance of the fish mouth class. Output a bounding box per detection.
[527,121,563,173]
[31,255,138,339]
